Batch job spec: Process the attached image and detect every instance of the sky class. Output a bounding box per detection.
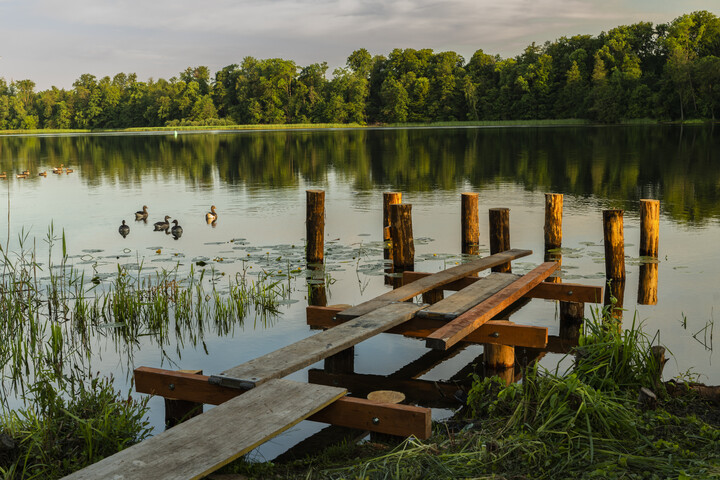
[0,0,717,91]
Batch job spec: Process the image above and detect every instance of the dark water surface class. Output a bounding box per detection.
[1,125,718,459]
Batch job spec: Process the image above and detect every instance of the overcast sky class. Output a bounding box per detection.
[1,0,717,90]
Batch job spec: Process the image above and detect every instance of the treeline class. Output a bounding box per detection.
[1,11,718,130]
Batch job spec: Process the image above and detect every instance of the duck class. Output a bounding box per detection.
[21,170,30,176]
[52,164,64,174]
[118,220,130,238]
[153,215,171,231]
[16,173,27,179]
[206,205,218,223]
[65,168,74,174]
[38,171,47,177]
[135,205,149,221]
[0,172,6,179]
[171,220,183,239]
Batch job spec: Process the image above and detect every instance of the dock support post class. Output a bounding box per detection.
[484,345,515,385]
[461,193,479,256]
[559,301,584,343]
[489,208,511,273]
[638,199,659,305]
[383,192,402,256]
[389,204,414,272]
[306,190,325,265]
[603,209,625,320]
[544,193,563,284]
[165,370,203,428]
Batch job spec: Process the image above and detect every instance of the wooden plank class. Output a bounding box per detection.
[336,249,531,320]
[426,262,559,350]
[416,272,517,320]
[64,379,346,480]
[212,302,423,389]
[403,271,603,303]
[307,306,548,348]
[134,367,432,439]
[308,369,467,409]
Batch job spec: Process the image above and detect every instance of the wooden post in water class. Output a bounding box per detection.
[639,199,659,258]
[306,190,325,265]
[389,203,415,272]
[544,193,563,284]
[484,345,515,385]
[559,301,584,343]
[638,199,659,305]
[461,193,480,256]
[165,370,203,428]
[603,209,625,320]
[489,208,511,273]
[383,192,403,287]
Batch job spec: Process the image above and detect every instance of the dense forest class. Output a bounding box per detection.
[1,11,718,130]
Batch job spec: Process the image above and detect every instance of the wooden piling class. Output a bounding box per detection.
[383,192,403,247]
[639,199,660,258]
[389,203,415,271]
[306,190,325,265]
[603,209,625,319]
[489,208,511,273]
[461,193,480,256]
[165,370,203,428]
[544,193,563,250]
[559,301,584,342]
[484,344,515,385]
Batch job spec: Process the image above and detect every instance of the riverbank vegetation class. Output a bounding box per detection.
[0,11,718,130]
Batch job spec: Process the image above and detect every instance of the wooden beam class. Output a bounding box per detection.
[134,367,432,439]
[308,369,466,408]
[426,262,559,350]
[336,249,532,320]
[66,379,346,480]
[213,301,422,389]
[306,306,548,348]
[402,271,602,303]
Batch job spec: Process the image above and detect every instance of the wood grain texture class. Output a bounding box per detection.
[544,193,563,249]
[306,190,325,264]
[489,208,511,273]
[336,249,532,320]
[416,272,517,320]
[639,199,659,257]
[389,203,415,270]
[64,379,346,480]
[603,209,625,280]
[461,192,479,255]
[216,302,422,387]
[401,271,602,303]
[133,367,431,439]
[426,262,559,350]
[306,306,548,348]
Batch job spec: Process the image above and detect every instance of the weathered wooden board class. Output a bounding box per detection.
[416,272,517,320]
[426,262,559,350]
[134,367,432,439]
[306,306,548,348]
[213,302,422,389]
[336,249,531,320]
[63,379,346,480]
[402,271,603,303]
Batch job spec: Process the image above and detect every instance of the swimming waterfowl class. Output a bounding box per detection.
[16,173,27,178]
[118,220,130,238]
[171,220,183,239]
[135,205,149,220]
[65,168,74,174]
[21,170,30,176]
[153,215,171,230]
[52,164,64,174]
[0,172,6,179]
[38,171,47,177]
[206,205,218,223]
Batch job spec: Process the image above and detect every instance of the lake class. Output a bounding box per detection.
[1,125,718,460]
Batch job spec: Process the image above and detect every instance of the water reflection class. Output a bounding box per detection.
[1,126,718,223]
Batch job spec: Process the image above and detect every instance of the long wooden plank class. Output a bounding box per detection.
[337,249,531,320]
[213,301,423,389]
[416,272,517,320]
[63,379,346,480]
[134,367,431,439]
[403,271,603,303]
[426,262,559,350]
[307,306,548,348]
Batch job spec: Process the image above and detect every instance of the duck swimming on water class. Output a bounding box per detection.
[118,220,130,238]
[206,205,218,223]
[154,215,171,231]
[171,220,183,239]
[135,205,149,221]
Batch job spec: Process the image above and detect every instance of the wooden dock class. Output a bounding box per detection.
[65,249,602,480]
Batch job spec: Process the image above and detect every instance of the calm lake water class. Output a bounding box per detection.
[1,125,718,460]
